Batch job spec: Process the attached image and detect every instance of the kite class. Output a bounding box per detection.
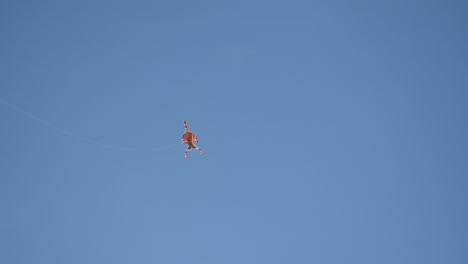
[181,120,204,158]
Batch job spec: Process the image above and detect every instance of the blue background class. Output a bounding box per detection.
[1,0,467,263]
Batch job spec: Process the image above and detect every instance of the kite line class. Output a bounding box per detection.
[0,97,178,152]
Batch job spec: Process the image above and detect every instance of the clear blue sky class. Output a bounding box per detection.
[1,0,467,263]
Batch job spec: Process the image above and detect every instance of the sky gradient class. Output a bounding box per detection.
[1,0,467,263]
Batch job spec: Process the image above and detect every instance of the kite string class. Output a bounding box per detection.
[0,97,178,152]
